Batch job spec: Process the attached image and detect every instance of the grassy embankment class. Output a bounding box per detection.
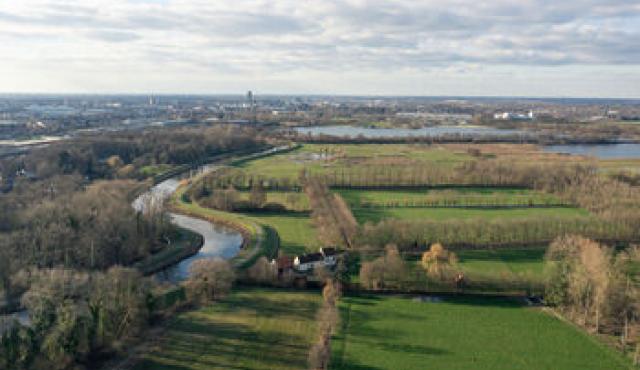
[331,295,634,370]
[133,289,321,370]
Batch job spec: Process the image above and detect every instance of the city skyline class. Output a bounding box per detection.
[1,0,639,98]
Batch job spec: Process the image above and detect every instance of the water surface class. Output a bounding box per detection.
[544,143,640,159]
[154,214,243,283]
[132,164,243,283]
[294,125,528,138]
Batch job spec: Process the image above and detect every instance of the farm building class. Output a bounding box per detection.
[293,247,338,272]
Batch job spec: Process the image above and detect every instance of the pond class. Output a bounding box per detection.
[543,143,640,159]
[293,125,528,138]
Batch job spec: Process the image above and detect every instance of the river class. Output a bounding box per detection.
[154,214,242,282]
[132,145,293,282]
[133,165,243,283]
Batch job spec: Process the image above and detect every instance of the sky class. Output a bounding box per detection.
[0,0,639,97]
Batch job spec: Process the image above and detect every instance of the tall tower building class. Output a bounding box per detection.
[246,91,256,123]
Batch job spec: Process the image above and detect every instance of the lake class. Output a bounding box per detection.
[544,143,640,159]
[294,125,528,138]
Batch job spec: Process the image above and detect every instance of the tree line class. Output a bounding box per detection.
[304,176,357,249]
[308,280,340,370]
[355,216,640,252]
[545,235,640,364]
[0,125,263,184]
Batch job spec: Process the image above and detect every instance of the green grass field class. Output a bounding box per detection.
[134,289,321,370]
[240,211,320,255]
[351,206,588,224]
[331,295,632,370]
[237,143,471,181]
[402,248,547,286]
[456,248,546,280]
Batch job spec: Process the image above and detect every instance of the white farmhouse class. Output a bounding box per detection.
[293,247,339,272]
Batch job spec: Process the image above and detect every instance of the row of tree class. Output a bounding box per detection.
[304,177,357,249]
[350,195,569,209]
[1,125,262,183]
[196,167,302,193]
[308,280,341,370]
[355,216,640,251]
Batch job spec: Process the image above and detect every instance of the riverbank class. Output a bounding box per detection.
[168,182,279,268]
[134,228,204,276]
[132,145,296,277]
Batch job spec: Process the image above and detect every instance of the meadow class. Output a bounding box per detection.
[351,206,587,224]
[331,295,633,370]
[401,247,548,284]
[187,143,592,258]
[455,247,546,280]
[134,289,321,370]
[239,211,321,255]
[236,143,472,181]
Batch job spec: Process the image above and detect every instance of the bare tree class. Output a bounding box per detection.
[249,183,266,209]
[185,258,235,304]
[246,256,276,284]
[359,244,406,290]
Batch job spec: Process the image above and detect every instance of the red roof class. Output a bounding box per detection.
[276,256,293,269]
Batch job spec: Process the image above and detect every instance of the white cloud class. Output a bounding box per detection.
[0,0,638,97]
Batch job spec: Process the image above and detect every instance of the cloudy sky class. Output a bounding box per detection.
[0,0,639,97]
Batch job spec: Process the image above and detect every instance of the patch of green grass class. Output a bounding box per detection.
[352,206,588,224]
[241,211,320,255]
[138,164,176,178]
[135,289,321,370]
[456,248,547,281]
[264,191,310,211]
[332,295,633,370]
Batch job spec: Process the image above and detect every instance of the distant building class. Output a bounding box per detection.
[493,110,534,121]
